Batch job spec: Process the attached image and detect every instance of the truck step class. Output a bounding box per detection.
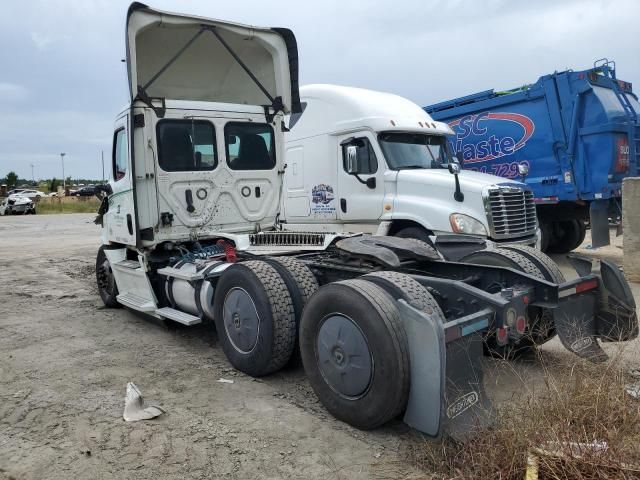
[117,292,156,311]
[116,259,142,270]
[157,266,204,281]
[155,307,202,326]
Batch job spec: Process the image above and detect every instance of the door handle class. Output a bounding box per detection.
[185,189,195,213]
[340,198,347,213]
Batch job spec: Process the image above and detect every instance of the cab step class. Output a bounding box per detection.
[155,307,202,326]
[117,292,156,311]
[116,259,142,270]
[157,266,204,281]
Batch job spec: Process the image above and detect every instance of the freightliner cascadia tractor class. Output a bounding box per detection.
[95,3,638,439]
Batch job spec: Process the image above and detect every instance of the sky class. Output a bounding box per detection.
[1,0,638,181]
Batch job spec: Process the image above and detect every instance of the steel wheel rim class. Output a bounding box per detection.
[223,287,260,354]
[316,314,373,399]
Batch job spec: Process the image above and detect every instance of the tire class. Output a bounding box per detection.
[263,256,319,365]
[213,260,296,377]
[547,220,586,253]
[394,226,432,244]
[361,271,444,318]
[299,279,410,430]
[460,248,553,356]
[96,246,120,308]
[500,245,566,284]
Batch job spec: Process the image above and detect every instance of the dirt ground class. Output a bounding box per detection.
[0,214,638,480]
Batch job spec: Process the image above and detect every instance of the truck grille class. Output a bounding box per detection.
[485,187,537,239]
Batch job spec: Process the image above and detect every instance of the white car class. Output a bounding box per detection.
[0,194,36,215]
[16,189,46,200]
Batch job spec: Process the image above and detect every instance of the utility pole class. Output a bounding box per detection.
[30,163,35,183]
[60,153,66,192]
[101,150,105,182]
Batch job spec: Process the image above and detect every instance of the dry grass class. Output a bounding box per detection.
[37,197,100,214]
[411,348,640,479]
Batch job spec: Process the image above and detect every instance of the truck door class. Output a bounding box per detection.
[336,133,385,224]
[154,118,220,231]
[104,115,137,246]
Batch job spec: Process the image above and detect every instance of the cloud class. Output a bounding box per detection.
[30,32,54,51]
[0,83,29,102]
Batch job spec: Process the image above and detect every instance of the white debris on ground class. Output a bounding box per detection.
[625,368,640,399]
[123,382,165,422]
[217,378,234,384]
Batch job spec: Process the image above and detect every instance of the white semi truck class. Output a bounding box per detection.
[95,3,637,439]
[281,85,539,254]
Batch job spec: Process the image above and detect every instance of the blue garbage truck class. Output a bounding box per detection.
[426,60,639,252]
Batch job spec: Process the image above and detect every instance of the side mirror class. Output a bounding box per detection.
[448,162,461,175]
[346,145,359,174]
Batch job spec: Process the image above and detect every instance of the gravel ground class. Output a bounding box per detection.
[0,214,638,479]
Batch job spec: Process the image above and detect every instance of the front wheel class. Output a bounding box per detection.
[96,246,120,308]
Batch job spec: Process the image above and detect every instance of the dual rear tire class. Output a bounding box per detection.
[214,259,440,430]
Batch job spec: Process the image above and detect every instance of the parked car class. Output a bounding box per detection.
[15,189,47,200]
[70,186,96,197]
[0,194,36,215]
[6,189,26,196]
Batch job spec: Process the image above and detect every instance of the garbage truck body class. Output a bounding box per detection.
[426,61,640,252]
[96,3,639,440]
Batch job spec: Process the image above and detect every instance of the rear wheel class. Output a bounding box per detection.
[263,256,319,365]
[96,246,120,308]
[299,280,409,429]
[460,248,553,357]
[213,261,296,377]
[361,270,444,318]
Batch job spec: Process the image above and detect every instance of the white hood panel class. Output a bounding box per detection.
[126,3,300,112]
[397,169,525,194]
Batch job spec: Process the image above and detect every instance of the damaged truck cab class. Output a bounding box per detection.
[97,3,639,440]
[105,3,298,248]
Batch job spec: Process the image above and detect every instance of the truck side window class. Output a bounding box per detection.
[225,123,276,170]
[156,120,217,172]
[342,138,378,174]
[113,128,127,181]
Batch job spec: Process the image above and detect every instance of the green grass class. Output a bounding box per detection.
[37,199,101,215]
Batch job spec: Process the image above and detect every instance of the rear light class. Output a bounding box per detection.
[576,278,598,294]
[496,327,509,346]
[516,316,527,335]
[615,136,630,173]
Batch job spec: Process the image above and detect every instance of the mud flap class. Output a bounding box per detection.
[590,199,610,248]
[398,301,492,440]
[552,294,607,362]
[555,255,638,362]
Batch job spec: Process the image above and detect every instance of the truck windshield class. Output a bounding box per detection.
[378,132,452,170]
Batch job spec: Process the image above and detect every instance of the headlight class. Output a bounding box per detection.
[449,213,488,236]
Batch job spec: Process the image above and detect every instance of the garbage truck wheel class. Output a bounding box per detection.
[361,271,444,318]
[547,220,586,253]
[460,248,553,357]
[264,256,319,365]
[96,246,120,308]
[299,279,410,429]
[213,261,296,377]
